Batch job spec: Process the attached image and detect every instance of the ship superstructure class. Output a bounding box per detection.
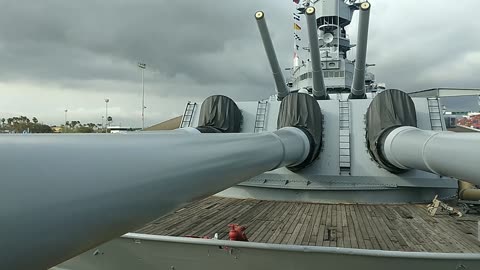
[289,0,383,95]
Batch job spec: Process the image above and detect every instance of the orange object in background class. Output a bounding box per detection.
[228,224,248,241]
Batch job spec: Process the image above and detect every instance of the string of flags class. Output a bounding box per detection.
[293,0,303,67]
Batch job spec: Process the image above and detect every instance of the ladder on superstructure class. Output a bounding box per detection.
[180,102,197,128]
[339,101,351,175]
[254,101,268,133]
[427,98,444,131]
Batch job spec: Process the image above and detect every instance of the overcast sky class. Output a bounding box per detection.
[0,0,479,127]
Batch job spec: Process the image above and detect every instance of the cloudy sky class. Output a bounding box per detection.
[0,0,479,127]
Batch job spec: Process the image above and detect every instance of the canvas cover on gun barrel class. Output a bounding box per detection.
[198,95,243,133]
[277,93,323,170]
[366,89,417,172]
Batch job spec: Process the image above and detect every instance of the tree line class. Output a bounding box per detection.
[0,116,104,133]
[63,121,102,133]
[1,116,52,133]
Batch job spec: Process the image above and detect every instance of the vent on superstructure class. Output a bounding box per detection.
[297,71,345,82]
[180,102,197,128]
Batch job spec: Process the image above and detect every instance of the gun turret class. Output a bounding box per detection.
[350,2,371,99]
[305,7,328,100]
[366,89,480,184]
[255,11,290,100]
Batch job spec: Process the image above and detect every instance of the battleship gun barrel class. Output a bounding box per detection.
[382,126,480,184]
[350,2,371,99]
[305,7,328,100]
[255,11,289,100]
[0,128,310,270]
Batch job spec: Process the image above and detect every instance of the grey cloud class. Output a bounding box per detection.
[0,0,290,100]
[364,0,480,91]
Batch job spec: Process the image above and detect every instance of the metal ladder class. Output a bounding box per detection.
[254,101,268,133]
[180,102,197,128]
[339,101,351,175]
[427,98,444,131]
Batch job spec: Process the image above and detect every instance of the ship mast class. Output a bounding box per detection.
[291,0,369,95]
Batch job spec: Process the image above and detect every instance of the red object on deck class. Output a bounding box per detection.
[228,224,248,241]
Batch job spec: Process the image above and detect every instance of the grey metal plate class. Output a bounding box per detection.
[53,234,480,270]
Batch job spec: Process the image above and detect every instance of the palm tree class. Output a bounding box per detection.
[1,118,5,128]
[70,121,79,128]
[32,117,38,124]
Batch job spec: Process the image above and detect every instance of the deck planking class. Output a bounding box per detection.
[136,196,480,253]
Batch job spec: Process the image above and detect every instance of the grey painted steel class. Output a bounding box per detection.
[0,127,309,270]
[305,7,327,99]
[351,2,371,98]
[54,234,480,270]
[383,126,480,184]
[255,11,289,100]
[217,185,456,204]
[185,96,458,203]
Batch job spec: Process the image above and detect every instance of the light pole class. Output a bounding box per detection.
[64,109,68,133]
[138,62,146,130]
[101,116,105,133]
[105,99,109,134]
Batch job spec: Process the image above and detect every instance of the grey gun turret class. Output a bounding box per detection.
[366,89,480,184]
[350,2,371,99]
[305,7,328,100]
[255,11,289,100]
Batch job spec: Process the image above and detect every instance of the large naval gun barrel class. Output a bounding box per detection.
[350,2,371,99]
[255,11,290,100]
[305,7,328,100]
[0,128,311,269]
[382,126,480,185]
[367,89,480,185]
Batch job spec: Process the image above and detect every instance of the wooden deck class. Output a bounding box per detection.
[136,196,480,253]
